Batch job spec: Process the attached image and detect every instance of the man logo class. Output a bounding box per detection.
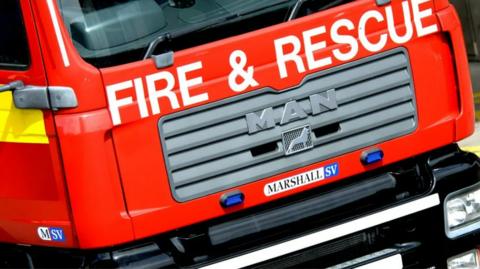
[282,125,313,155]
[245,89,337,134]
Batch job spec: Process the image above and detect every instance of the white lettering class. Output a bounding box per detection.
[331,19,359,61]
[303,26,332,70]
[275,35,306,79]
[412,0,438,37]
[106,1,440,126]
[107,81,135,126]
[359,10,388,52]
[386,1,414,44]
[177,61,209,106]
[133,78,149,119]
[146,71,179,115]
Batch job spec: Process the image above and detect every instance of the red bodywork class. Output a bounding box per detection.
[0,0,474,249]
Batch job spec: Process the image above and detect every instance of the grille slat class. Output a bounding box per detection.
[159,49,418,201]
[166,69,410,154]
[162,53,408,138]
[168,86,412,170]
[175,119,416,199]
[172,102,415,186]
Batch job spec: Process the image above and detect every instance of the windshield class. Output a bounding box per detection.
[57,0,351,68]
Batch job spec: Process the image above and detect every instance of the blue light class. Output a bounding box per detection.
[220,191,245,208]
[361,148,384,165]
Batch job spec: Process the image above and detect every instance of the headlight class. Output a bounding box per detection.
[445,183,480,238]
[447,249,480,269]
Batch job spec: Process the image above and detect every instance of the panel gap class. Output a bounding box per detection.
[251,142,278,157]
[313,123,341,138]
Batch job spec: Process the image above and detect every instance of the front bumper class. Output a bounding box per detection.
[1,144,479,268]
[196,145,480,269]
[202,194,442,269]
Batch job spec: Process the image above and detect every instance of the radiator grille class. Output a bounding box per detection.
[159,49,417,201]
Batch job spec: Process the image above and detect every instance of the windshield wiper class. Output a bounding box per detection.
[288,0,351,21]
[288,0,307,20]
[143,13,237,61]
[143,33,172,60]
[143,0,291,62]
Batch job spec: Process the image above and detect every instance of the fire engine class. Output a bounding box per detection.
[0,0,479,268]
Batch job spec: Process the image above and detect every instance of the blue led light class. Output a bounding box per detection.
[361,148,384,165]
[220,191,245,208]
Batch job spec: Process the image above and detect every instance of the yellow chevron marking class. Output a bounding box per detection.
[0,91,48,144]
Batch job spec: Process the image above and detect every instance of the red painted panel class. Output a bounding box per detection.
[0,0,74,248]
[0,143,58,200]
[54,110,135,248]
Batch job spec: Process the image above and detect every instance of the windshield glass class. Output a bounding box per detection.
[57,0,350,68]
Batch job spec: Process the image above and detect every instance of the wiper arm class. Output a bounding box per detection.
[288,0,350,21]
[143,33,171,60]
[288,0,307,21]
[143,0,290,61]
[143,13,238,61]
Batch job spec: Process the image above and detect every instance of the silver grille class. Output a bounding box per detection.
[159,48,417,201]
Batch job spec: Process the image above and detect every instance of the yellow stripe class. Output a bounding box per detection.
[474,92,480,103]
[462,146,480,157]
[0,92,48,144]
[475,91,480,121]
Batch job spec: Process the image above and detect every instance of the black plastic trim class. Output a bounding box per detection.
[209,174,396,246]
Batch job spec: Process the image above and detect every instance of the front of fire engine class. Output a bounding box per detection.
[2,0,479,268]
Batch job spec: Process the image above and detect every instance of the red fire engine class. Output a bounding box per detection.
[0,0,479,268]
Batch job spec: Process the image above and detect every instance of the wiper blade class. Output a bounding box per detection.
[143,14,236,60]
[288,0,307,21]
[143,0,291,60]
[288,0,351,21]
